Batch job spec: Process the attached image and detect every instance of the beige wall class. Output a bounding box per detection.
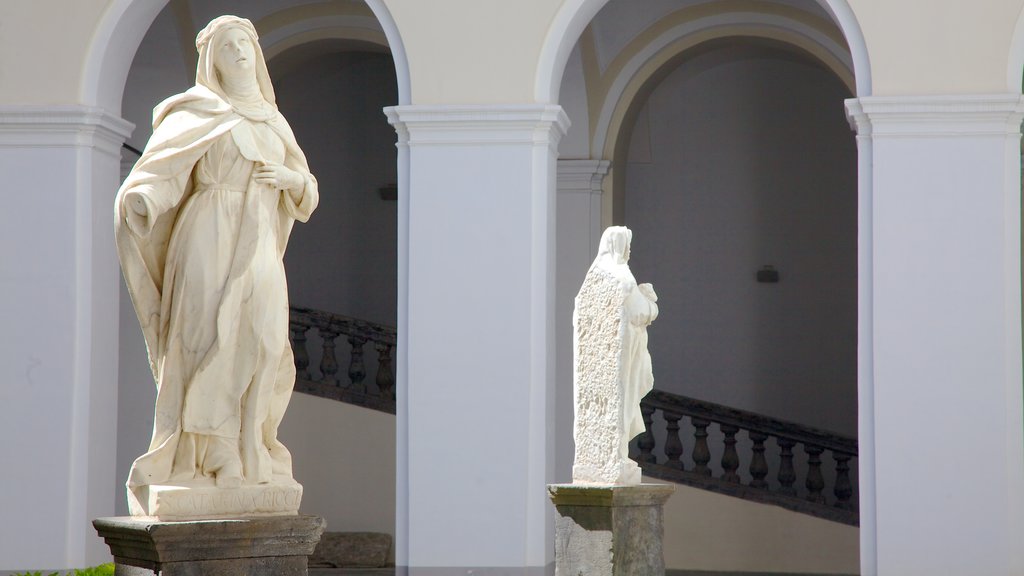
[4,0,1024,106]
[848,0,1024,94]
[382,0,562,103]
[656,478,860,574]
[0,0,108,105]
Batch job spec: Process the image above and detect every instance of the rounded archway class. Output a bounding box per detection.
[85,1,408,559]
[549,2,869,573]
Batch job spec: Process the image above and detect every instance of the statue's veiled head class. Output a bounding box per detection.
[194,15,276,106]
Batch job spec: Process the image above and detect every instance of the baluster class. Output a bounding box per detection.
[691,417,711,476]
[289,321,311,381]
[635,403,656,464]
[348,335,367,392]
[663,410,684,470]
[375,341,395,399]
[720,424,740,483]
[833,452,854,510]
[319,326,340,385]
[805,445,826,504]
[748,431,769,489]
[777,437,797,495]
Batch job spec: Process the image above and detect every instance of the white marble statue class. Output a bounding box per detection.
[572,226,658,485]
[115,15,318,518]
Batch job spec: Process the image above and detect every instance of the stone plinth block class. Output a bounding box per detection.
[138,481,303,520]
[548,483,674,576]
[93,514,325,576]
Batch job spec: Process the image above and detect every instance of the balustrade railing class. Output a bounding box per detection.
[289,306,396,414]
[634,389,858,525]
[288,306,857,523]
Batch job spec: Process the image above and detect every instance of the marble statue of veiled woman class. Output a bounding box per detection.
[592,227,658,444]
[115,16,318,516]
[572,226,658,484]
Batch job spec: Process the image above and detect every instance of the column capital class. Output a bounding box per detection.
[845,94,1024,138]
[0,105,134,157]
[384,104,569,148]
[557,159,609,195]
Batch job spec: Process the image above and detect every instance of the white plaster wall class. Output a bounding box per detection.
[656,477,859,573]
[623,41,858,436]
[279,393,397,547]
[0,147,87,567]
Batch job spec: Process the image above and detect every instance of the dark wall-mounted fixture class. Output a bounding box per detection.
[378,184,397,201]
[756,265,779,283]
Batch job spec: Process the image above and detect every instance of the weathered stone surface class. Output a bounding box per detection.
[548,484,674,576]
[309,532,391,568]
[94,515,325,576]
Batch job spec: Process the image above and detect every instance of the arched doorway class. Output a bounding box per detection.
[547,0,870,572]
[93,0,406,557]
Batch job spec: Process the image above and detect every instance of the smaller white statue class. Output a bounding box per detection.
[572,226,658,485]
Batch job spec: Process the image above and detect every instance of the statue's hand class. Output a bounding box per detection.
[254,163,304,193]
[638,283,657,302]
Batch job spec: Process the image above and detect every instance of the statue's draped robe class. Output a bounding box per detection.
[115,86,318,515]
[572,227,657,485]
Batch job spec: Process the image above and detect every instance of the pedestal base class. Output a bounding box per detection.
[548,483,674,576]
[134,480,303,520]
[93,515,325,576]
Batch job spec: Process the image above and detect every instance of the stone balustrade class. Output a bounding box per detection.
[635,389,858,525]
[289,306,397,414]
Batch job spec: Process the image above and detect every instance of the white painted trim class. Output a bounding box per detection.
[846,94,1024,137]
[536,0,872,103]
[260,14,386,52]
[81,0,168,112]
[557,159,609,194]
[590,12,854,158]
[0,106,134,157]
[812,0,871,96]
[366,0,412,105]
[1008,4,1024,92]
[384,105,570,147]
[535,0,607,103]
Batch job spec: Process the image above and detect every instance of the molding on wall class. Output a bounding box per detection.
[557,159,609,194]
[384,105,570,148]
[845,94,1024,137]
[0,105,134,156]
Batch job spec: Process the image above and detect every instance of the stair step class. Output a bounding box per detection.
[309,531,392,570]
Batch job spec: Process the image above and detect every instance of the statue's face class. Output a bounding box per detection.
[213,27,255,78]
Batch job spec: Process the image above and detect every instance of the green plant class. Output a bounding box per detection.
[11,564,114,576]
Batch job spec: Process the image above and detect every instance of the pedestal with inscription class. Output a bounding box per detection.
[93,514,324,576]
[548,483,674,576]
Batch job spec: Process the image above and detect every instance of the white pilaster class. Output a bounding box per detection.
[386,105,568,575]
[0,106,133,569]
[846,94,1024,576]
[554,159,609,483]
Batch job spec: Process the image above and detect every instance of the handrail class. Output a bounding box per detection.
[289,306,396,414]
[643,390,857,456]
[636,388,858,525]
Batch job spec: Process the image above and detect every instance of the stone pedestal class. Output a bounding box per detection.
[93,515,325,576]
[548,484,674,576]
